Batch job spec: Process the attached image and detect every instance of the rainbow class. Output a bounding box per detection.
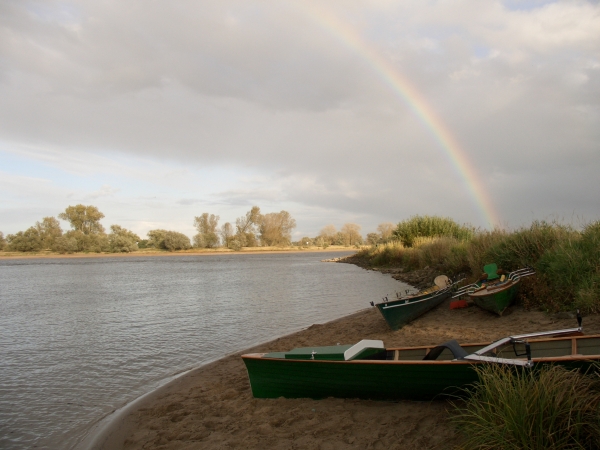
[299,4,499,227]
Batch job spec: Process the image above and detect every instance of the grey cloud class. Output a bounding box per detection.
[1,0,599,234]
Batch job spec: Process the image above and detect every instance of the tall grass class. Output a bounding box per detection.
[452,364,600,449]
[356,217,600,312]
[537,222,600,313]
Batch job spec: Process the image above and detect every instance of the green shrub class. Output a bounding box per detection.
[536,221,600,313]
[452,364,600,450]
[393,215,474,247]
[485,220,576,271]
[6,227,43,252]
[357,218,600,311]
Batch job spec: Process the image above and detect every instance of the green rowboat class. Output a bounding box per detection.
[453,265,536,315]
[373,275,457,330]
[242,325,597,401]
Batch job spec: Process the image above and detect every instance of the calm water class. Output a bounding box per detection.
[0,252,410,449]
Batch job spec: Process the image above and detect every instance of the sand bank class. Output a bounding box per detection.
[80,299,600,450]
[0,247,355,260]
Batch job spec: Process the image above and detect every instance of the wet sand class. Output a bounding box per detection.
[84,300,600,450]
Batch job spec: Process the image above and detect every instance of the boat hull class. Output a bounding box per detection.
[243,356,478,400]
[242,335,600,401]
[375,288,452,330]
[469,279,520,315]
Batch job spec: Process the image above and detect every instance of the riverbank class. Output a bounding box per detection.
[0,246,355,260]
[82,299,600,449]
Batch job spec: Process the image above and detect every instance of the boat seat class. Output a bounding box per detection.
[483,263,499,281]
[423,340,469,361]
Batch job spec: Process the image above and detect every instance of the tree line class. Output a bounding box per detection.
[0,205,394,254]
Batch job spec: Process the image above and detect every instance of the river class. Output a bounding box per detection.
[0,252,410,449]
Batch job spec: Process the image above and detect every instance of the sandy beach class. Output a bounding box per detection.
[83,295,600,450]
[0,247,354,260]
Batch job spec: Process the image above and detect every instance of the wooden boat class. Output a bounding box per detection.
[242,321,598,401]
[452,264,535,315]
[372,275,457,330]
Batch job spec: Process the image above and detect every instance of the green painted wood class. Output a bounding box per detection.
[471,280,520,316]
[483,263,499,280]
[243,336,600,401]
[242,357,479,400]
[375,288,452,330]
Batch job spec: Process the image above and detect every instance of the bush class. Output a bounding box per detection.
[108,225,140,253]
[6,227,43,252]
[393,215,474,247]
[64,230,109,253]
[53,236,78,254]
[452,364,600,449]
[163,231,191,251]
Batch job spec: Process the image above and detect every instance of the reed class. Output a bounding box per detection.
[358,217,600,311]
[452,364,600,450]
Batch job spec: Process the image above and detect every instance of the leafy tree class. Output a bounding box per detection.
[319,224,337,245]
[108,225,140,253]
[58,205,105,235]
[6,227,43,252]
[220,222,235,249]
[340,223,362,246]
[0,231,6,251]
[366,232,380,245]
[35,216,63,250]
[193,213,220,248]
[63,230,109,253]
[147,229,168,248]
[147,229,191,251]
[259,210,296,246]
[377,222,395,242]
[235,206,261,247]
[299,237,312,247]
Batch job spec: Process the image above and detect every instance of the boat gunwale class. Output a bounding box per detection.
[468,278,520,298]
[241,354,600,364]
[376,286,452,308]
[242,334,600,365]
[375,288,449,309]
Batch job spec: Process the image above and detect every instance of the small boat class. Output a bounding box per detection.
[371,275,458,330]
[452,264,535,315]
[242,318,597,401]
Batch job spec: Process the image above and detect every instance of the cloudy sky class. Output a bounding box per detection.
[1,0,599,240]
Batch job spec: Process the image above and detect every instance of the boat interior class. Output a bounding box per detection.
[386,334,600,362]
[257,328,600,363]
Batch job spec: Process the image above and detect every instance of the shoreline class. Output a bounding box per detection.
[0,246,355,260]
[78,296,600,449]
[75,308,373,450]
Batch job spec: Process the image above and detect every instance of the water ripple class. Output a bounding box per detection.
[0,252,409,449]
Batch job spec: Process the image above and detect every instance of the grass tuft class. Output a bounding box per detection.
[452,364,600,450]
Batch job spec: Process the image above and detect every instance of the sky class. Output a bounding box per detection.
[1,0,599,240]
